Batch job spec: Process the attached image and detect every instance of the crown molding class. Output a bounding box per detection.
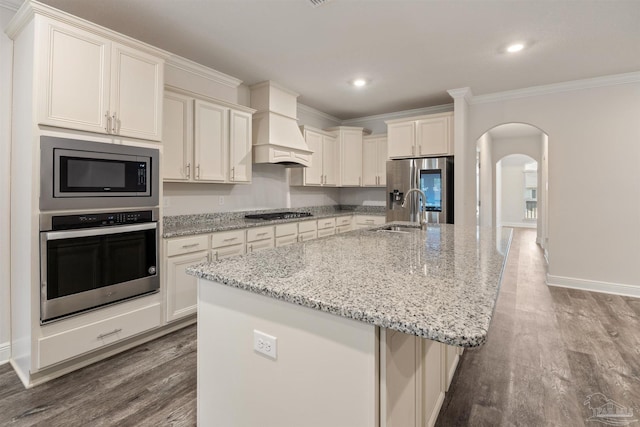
[0,0,21,12]
[470,72,640,105]
[165,55,242,89]
[297,103,342,124]
[342,103,453,125]
[447,87,473,102]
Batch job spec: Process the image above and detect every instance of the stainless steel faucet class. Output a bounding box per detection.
[401,188,428,230]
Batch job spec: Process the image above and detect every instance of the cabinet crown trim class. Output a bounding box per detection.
[7,0,168,59]
[165,55,243,89]
[165,85,255,114]
[385,111,453,125]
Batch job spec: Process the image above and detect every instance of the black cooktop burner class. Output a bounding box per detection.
[245,212,313,221]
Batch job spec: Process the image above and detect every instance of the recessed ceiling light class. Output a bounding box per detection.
[352,78,367,87]
[506,43,525,53]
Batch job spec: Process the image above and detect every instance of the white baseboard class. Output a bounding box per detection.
[547,274,640,298]
[500,222,536,229]
[0,342,10,365]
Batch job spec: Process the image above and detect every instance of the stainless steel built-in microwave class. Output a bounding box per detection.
[40,136,159,210]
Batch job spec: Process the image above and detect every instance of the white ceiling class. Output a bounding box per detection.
[37,0,640,120]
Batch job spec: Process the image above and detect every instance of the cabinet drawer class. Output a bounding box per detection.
[211,229,245,248]
[166,235,210,256]
[336,215,352,226]
[38,303,161,369]
[318,227,336,238]
[247,226,274,242]
[212,244,245,260]
[298,230,317,242]
[247,238,274,253]
[356,215,385,226]
[336,224,352,234]
[317,218,336,230]
[298,220,317,233]
[276,235,298,247]
[275,223,298,238]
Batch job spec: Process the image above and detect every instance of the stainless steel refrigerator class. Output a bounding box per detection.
[386,157,454,224]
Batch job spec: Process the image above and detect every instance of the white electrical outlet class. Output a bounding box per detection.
[219,196,225,205]
[253,330,277,359]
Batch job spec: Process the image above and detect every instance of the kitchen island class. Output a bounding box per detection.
[188,223,512,427]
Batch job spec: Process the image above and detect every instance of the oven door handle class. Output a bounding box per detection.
[43,222,157,241]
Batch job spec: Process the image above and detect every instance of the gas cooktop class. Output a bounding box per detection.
[244,212,313,221]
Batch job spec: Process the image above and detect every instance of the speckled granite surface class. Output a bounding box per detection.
[163,205,385,238]
[187,223,512,347]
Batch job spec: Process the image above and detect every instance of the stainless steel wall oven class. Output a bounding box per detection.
[40,209,160,323]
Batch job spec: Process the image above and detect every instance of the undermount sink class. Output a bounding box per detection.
[373,224,419,233]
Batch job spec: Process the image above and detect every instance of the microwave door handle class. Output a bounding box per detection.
[44,222,157,241]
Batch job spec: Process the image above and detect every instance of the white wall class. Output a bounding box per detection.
[498,155,536,228]
[339,188,385,206]
[466,76,640,294]
[0,3,16,363]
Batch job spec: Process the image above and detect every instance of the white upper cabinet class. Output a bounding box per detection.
[163,92,193,181]
[194,100,228,182]
[387,112,453,158]
[291,127,337,186]
[327,126,366,187]
[163,88,254,184]
[362,135,387,187]
[38,17,163,141]
[229,110,252,183]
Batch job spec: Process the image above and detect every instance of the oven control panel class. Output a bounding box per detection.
[50,210,155,230]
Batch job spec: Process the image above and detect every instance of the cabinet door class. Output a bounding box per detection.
[110,43,163,141]
[39,19,111,134]
[376,137,388,186]
[387,121,416,158]
[340,130,363,186]
[322,135,338,186]
[362,137,378,186]
[416,116,450,156]
[229,110,252,183]
[162,92,192,181]
[194,100,228,182]
[303,130,323,185]
[166,251,208,322]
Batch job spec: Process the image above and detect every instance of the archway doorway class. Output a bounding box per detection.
[476,123,549,253]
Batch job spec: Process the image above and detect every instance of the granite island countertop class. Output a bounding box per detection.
[187,222,512,347]
[163,205,385,238]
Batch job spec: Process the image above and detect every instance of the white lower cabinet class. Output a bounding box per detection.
[317,217,336,238]
[381,329,446,427]
[211,229,246,260]
[38,303,161,369]
[275,223,298,247]
[165,235,209,323]
[297,220,318,242]
[355,215,386,229]
[336,215,353,234]
[246,226,275,253]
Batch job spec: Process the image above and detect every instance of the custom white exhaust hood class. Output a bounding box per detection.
[250,81,313,167]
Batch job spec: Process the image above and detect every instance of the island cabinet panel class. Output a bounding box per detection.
[381,329,446,427]
[198,280,379,427]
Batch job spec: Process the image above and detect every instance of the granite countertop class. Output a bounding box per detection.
[162,206,385,238]
[187,222,512,348]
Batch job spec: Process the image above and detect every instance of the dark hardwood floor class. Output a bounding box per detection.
[1,228,638,426]
[0,325,197,426]
[437,228,640,426]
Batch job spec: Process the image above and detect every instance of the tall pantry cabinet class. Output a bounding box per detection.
[6,0,168,387]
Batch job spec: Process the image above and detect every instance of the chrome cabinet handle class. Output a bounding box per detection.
[97,328,122,340]
[181,243,200,249]
[186,163,191,179]
[196,164,200,179]
[105,111,111,133]
[231,167,235,181]
[223,237,237,242]
[111,113,118,134]
[256,232,269,237]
